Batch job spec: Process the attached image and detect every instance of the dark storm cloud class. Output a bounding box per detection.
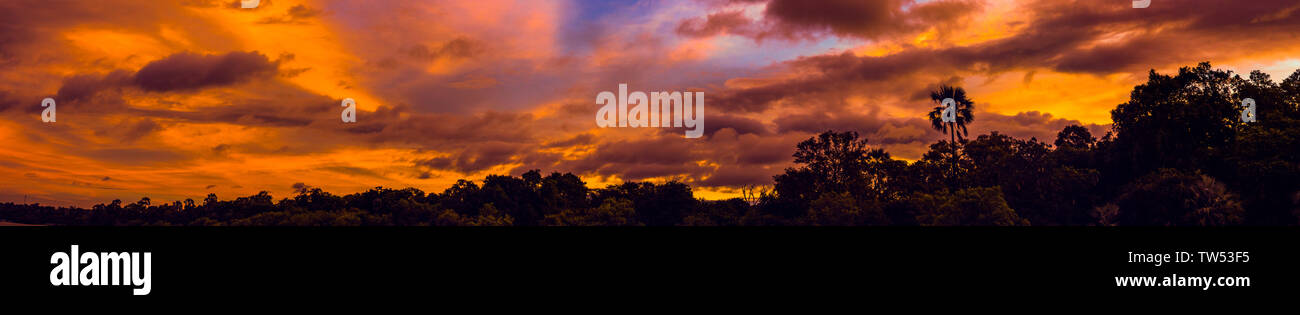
[291,182,315,194]
[763,0,915,39]
[656,113,770,138]
[543,133,596,148]
[413,141,522,174]
[704,113,771,136]
[56,71,134,102]
[133,51,281,92]
[676,11,756,38]
[37,49,335,135]
[317,166,390,180]
[678,0,982,41]
[0,91,19,112]
[44,72,135,116]
[406,37,486,61]
[38,51,288,119]
[709,82,800,113]
[103,118,162,143]
[258,4,324,24]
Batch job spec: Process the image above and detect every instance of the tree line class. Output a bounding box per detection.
[2,62,1298,226]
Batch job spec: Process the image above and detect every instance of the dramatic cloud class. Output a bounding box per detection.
[258,4,324,24]
[762,0,981,39]
[134,51,282,92]
[676,11,756,38]
[3,0,1300,206]
[406,37,486,61]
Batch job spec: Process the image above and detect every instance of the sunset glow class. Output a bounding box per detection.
[4,0,1300,207]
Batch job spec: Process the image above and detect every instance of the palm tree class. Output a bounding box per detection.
[926,85,975,186]
[926,85,976,144]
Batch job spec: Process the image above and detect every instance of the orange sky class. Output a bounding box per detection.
[3,0,1300,207]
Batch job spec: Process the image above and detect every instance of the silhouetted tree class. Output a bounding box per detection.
[1108,62,1238,179]
[544,198,641,226]
[927,85,976,143]
[1054,125,1096,150]
[592,181,695,226]
[926,85,976,188]
[965,132,1098,225]
[682,198,749,226]
[1113,169,1244,226]
[771,130,905,221]
[806,192,889,226]
[910,187,1029,226]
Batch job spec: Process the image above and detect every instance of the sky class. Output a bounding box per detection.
[3,0,1300,207]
